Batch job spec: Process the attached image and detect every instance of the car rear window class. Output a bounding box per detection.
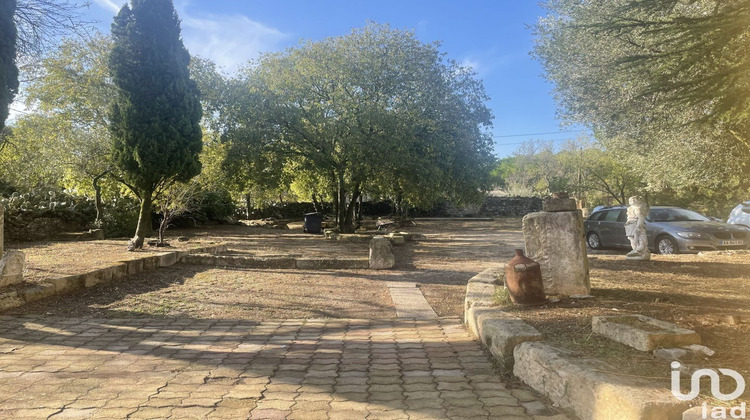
[603,210,622,222]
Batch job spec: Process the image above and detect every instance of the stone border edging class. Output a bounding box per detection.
[0,243,228,311]
[464,266,691,420]
[514,342,689,420]
[182,253,369,270]
[464,266,543,369]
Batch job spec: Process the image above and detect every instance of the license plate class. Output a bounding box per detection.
[720,240,743,246]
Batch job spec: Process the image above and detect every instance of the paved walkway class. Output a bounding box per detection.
[0,315,564,419]
[387,283,438,319]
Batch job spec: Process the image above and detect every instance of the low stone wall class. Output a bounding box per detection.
[0,243,227,311]
[183,253,369,270]
[464,267,689,420]
[514,343,688,420]
[464,267,543,370]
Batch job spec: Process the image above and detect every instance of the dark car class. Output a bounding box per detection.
[584,206,749,254]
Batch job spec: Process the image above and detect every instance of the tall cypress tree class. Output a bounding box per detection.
[109,0,202,249]
[0,0,19,131]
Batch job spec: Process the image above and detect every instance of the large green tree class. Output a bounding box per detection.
[109,0,202,249]
[226,23,494,232]
[534,0,750,197]
[1,0,18,132]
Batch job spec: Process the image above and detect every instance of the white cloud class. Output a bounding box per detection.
[92,0,121,14]
[180,14,289,73]
[460,59,482,74]
[91,1,288,74]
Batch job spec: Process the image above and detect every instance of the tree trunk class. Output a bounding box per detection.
[245,193,251,219]
[343,186,360,233]
[311,193,320,213]
[356,194,363,224]
[131,190,153,250]
[93,177,104,226]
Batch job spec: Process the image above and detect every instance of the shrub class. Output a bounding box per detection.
[100,197,140,238]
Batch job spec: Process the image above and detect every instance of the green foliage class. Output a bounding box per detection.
[224,23,494,231]
[109,0,202,242]
[533,0,750,196]
[493,138,647,208]
[1,189,95,225]
[0,0,18,131]
[185,189,236,223]
[99,196,139,238]
[0,115,66,190]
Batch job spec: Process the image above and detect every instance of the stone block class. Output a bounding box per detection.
[21,283,56,302]
[88,229,105,240]
[338,234,375,243]
[543,198,577,212]
[142,256,160,271]
[369,236,394,270]
[483,315,543,358]
[514,342,688,420]
[592,315,700,352]
[121,259,144,275]
[82,264,127,288]
[295,258,369,269]
[0,290,23,311]
[44,275,84,293]
[157,252,179,267]
[0,250,25,287]
[464,281,495,311]
[387,234,406,245]
[522,211,590,295]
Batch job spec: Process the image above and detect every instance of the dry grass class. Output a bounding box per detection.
[7,237,222,283]
[501,251,750,403]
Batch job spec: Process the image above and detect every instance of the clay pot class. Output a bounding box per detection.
[504,249,547,306]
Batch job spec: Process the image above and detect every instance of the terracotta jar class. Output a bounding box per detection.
[504,249,547,306]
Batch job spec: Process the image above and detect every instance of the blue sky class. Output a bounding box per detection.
[87,0,584,158]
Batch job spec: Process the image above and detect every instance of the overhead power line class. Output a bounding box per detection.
[494,137,575,146]
[492,130,585,138]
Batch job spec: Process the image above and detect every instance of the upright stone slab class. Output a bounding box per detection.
[0,204,4,257]
[0,204,25,287]
[522,210,590,295]
[369,236,395,270]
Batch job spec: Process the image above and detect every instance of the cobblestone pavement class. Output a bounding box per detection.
[0,315,566,419]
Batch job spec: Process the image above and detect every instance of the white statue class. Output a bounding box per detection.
[625,196,650,260]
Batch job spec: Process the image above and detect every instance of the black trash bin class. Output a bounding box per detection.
[303,212,323,234]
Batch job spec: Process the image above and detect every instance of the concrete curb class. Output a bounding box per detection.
[464,266,690,420]
[0,243,227,311]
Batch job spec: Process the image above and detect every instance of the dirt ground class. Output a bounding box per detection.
[5,218,750,402]
[502,250,750,403]
[4,219,523,319]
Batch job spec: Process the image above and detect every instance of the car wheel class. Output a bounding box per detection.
[587,232,602,250]
[657,236,678,255]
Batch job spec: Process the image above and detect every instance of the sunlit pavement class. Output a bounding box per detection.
[0,315,567,419]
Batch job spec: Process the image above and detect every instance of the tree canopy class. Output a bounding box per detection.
[534,0,750,196]
[222,23,494,231]
[109,0,202,247]
[1,0,19,132]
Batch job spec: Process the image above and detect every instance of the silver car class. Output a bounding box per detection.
[584,206,749,254]
[728,201,750,229]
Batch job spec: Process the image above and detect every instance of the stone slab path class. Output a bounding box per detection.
[0,315,565,419]
[387,282,438,319]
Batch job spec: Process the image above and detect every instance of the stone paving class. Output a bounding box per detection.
[0,315,565,419]
[387,283,438,319]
